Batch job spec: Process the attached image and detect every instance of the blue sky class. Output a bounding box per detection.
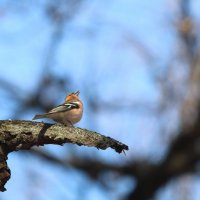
[0,0,200,200]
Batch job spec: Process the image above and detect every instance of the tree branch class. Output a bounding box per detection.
[0,120,128,191]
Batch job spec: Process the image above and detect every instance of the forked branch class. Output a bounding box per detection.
[0,120,128,191]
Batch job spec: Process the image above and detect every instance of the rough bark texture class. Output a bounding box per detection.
[0,120,128,191]
[0,145,10,192]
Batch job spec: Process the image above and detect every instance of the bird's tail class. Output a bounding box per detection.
[32,114,49,120]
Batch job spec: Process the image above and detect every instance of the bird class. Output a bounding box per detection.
[32,91,83,126]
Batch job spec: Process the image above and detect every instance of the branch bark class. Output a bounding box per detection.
[0,120,128,191]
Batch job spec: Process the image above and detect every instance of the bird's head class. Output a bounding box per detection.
[65,91,80,102]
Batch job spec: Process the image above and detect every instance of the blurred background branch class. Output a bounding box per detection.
[0,0,200,200]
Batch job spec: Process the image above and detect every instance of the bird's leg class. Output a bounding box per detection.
[66,120,74,127]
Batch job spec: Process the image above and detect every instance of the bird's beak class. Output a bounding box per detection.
[75,91,80,96]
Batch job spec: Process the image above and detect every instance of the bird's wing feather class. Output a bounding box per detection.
[48,102,79,114]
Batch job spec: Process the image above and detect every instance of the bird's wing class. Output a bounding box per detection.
[48,102,79,114]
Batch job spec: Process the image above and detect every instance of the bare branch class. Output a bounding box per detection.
[0,120,128,191]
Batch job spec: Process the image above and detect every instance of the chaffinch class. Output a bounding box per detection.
[32,91,83,126]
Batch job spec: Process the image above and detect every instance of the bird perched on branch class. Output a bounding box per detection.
[32,91,83,126]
